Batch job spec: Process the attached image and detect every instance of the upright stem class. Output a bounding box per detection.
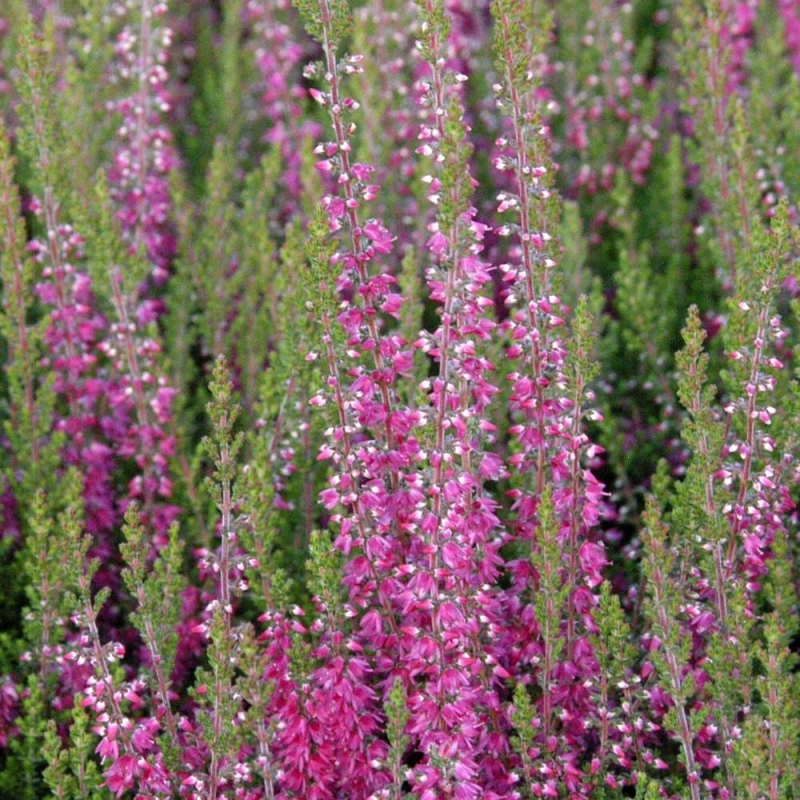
[319,0,397,459]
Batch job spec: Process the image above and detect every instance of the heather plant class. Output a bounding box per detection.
[0,0,798,798]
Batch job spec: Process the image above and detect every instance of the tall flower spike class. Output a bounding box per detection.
[107,0,177,286]
[249,0,320,215]
[271,0,419,794]
[555,0,656,193]
[492,0,608,793]
[401,0,511,795]
[298,0,419,567]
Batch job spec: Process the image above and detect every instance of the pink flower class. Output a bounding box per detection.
[104,754,138,796]
[363,221,395,254]
[579,541,609,587]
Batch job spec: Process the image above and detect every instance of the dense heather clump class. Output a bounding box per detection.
[0,0,798,798]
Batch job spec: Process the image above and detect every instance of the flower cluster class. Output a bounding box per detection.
[248,0,320,216]
[780,0,800,76]
[0,0,798,799]
[107,0,178,283]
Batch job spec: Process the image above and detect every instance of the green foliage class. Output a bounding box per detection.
[639,495,700,797]
[294,0,351,49]
[42,703,105,800]
[610,169,687,371]
[634,773,663,800]
[0,470,89,800]
[748,14,800,205]
[177,0,259,190]
[729,529,800,799]
[557,200,592,308]
[75,172,149,304]
[0,118,56,500]
[527,489,571,740]
[396,248,428,398]
[675,0,761,290]
[590,581,637,705]
[120,504,186,695]
[15,17,70,215]
[673,304,725,516]
[350,1,418,240]
[201,354,245,518]
[414,0,452,60]
[305,203,342,322]
[182,142,240,360]
[232,151,283,410]
[1,675,49,800]
[565,294,600,395]
[491,0,541,87]
[240,215,329,607]
[384,677,412,800]
[58,2,120,218]
[435,94,475,238]
[306,529,345,614]
[509,681,536,797]
[194,356,251,790]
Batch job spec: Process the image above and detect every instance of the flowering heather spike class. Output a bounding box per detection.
[350,2,423,258]
[552,0,657,193]
[716,203,794,584]
[302,11,408,462]
[107,0,177,285]
[279,6,420,795]
[492,0,561,496]
[493,0,605,572]
[491,1,611,793]
[389,2,517,795]
[298,0,417,635]
[249,0,320,215]
[415,0,497,505]
[643,207,796,792]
